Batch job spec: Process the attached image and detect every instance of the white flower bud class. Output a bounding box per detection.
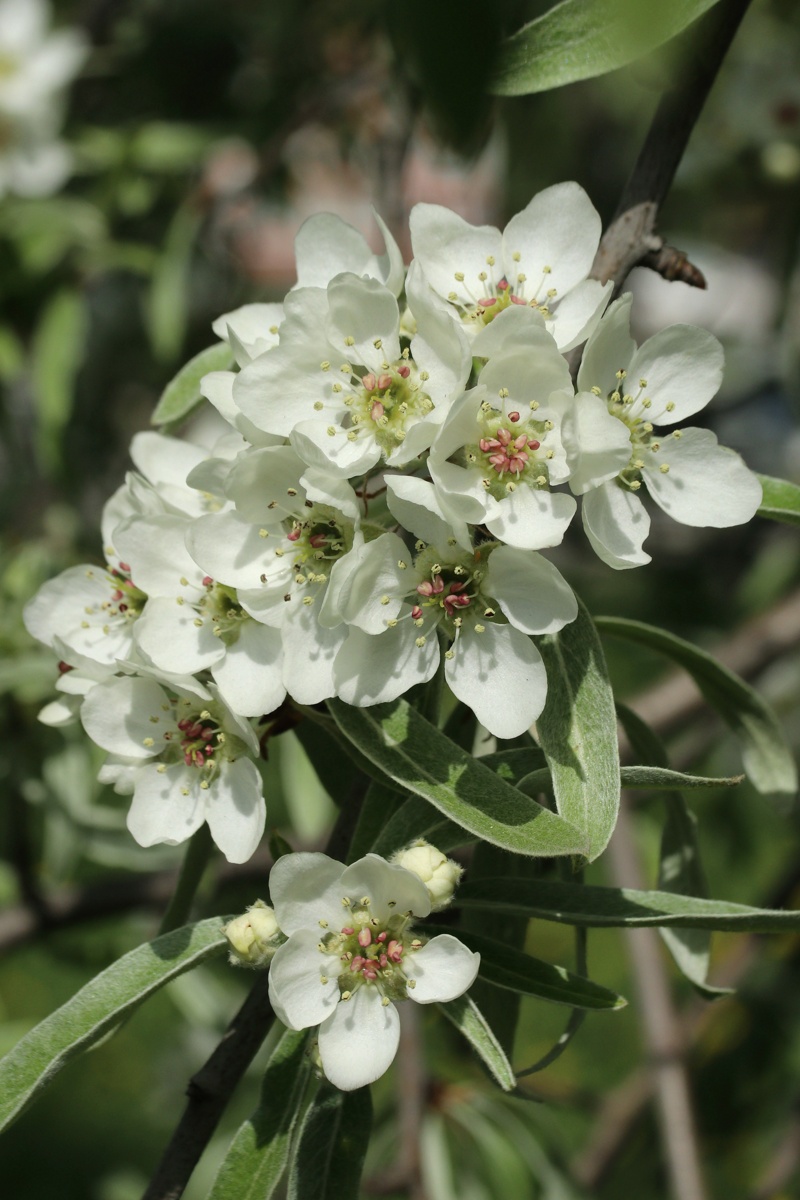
[392,841,463,911]
[224,900,282,968]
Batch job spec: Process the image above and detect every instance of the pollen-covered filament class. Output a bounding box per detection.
[340,357,434,456]
[599,372,673,493]
[319,902,422,1003]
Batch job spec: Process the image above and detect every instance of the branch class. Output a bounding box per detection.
[591,0,754,292]
[140,972,275,1200]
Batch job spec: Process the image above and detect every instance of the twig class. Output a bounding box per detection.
[591,0,754,292]
[140,972,275,1200]
[606,800,709,1200]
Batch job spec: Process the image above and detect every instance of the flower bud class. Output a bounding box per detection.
[392,841,463,911]
[224,900,281,968]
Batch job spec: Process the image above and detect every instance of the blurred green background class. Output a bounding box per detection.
[3,1,800,1196]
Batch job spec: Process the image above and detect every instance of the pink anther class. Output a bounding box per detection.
[397,364,410,378]
[362,373,376,392]
[377,373,393,390]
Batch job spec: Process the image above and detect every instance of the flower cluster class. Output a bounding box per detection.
[225,845,477,1091]
[0,0,87,197]
[25,183,763,862]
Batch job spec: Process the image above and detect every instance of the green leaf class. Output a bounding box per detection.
[145,204,202,364]
[756,473,800,527]
[370,795,465,858]
[438,995,516,1091]
[535,599,620,861]
[596,616,797,797]
[208,1027,310,1200]
[424,925,625,1010]
[327,698,588,858]
[458,877,800,932]
[0,917,229,1133]
[617,704,731,998]
[31,288,89,474]
[151,341,234,427]
[287,1084,372,1200]
[347,779,405,862]
[518,764,742,797]
[490,0,721,96]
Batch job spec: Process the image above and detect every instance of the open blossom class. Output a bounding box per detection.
[81,674,265,863]
[566,295,763,569]
[267,851,479,1091]
[409,183,611,352]
[232,267,471,477]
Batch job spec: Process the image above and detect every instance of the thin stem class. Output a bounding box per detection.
[158,824,214,936]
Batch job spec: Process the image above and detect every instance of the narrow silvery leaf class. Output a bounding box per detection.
[618,704,731,998]
[535,598,620,861]
[151,341,234,426]
[597,616,797,797]
[0,917,229,1132]
[490,0,722,96]
[438,995,516,1092]
[424,925,625,1010]
[328,698,589,858]
[457,878,800,933]
[208,1027,310,1200]
[756,473,800,527]
[287,1084,372,1200]
[346,780,405,863]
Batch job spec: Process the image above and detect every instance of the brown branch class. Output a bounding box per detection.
[140,972,275,1200]
[591,0,754,293]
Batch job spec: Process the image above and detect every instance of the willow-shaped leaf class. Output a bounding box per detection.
[458,877,800,932]
[535,599,620,861]
[756,473,800,527]
[328,698,588,858]
[151,340,234,427]
[208,1027,309,1200]
[597,616,797,797]
[0,917,229,1133]
[438,995,516,1091]
[287,1084,372,1200]
[490,0,721,96]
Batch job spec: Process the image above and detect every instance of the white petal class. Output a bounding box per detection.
[268,930,341,1029]
[486,545,577,634]
[300,468,361,521]
[294,211,404,296]
[113,515,205,598]
[127,763,206,846]
[318,987,400,1090]
[269,851,348,934]
[339,854,431,921]
[445,624,547,739]
[129,431,207,506]
[233,342,339,435]
[226,446,308,524]
[581,481,651,569]
[334,622,440,707]
[628,325,724,425]
[23,564,134,666]
[81,676,168,758]
[134,595,223,676]
[642,427,762,528]
[185,510,274,590]
[546,278,611,352]
[479,340,572,408]
[204,757,265,863]
[559,392,632,495]
[577,293,635,394]
[485,487,576,550]
[502,182,601,305]
[337,533,409,634]
[211,302,283,360]
[405,935,480,1003]
[290,420,381,478]
[406,260,471,400]
[211,621,285,718]
[470,304,546,357]
[409,204,502,308]
[201,369,279,446]
[326,273,401,367]
[385,476,468,553]
[282,598,346,704]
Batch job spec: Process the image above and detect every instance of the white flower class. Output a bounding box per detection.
[333,508,578,739]
[293,209,405,297]
[81,674,265,863]
[428,327,577,550]
[232,267,471,477]
[212,302,284,366]
[568,295,763,569]
[267,851,479,1091]
[224,900,282,968]
[409,183,611,352]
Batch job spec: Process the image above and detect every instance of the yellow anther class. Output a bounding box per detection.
[660,463,670,474]
[344,336,355,347]
[512,251,521,262]
[666,400,675,412]
[320,360,330,371]
[454,272,465,282]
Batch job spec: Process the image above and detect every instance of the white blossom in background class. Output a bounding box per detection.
[568,294,764,569]
[409,182,611,352]
[292,209,405,297]
[81,674,265,863]
[267,851,479,1091]
[0,0,87,196]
